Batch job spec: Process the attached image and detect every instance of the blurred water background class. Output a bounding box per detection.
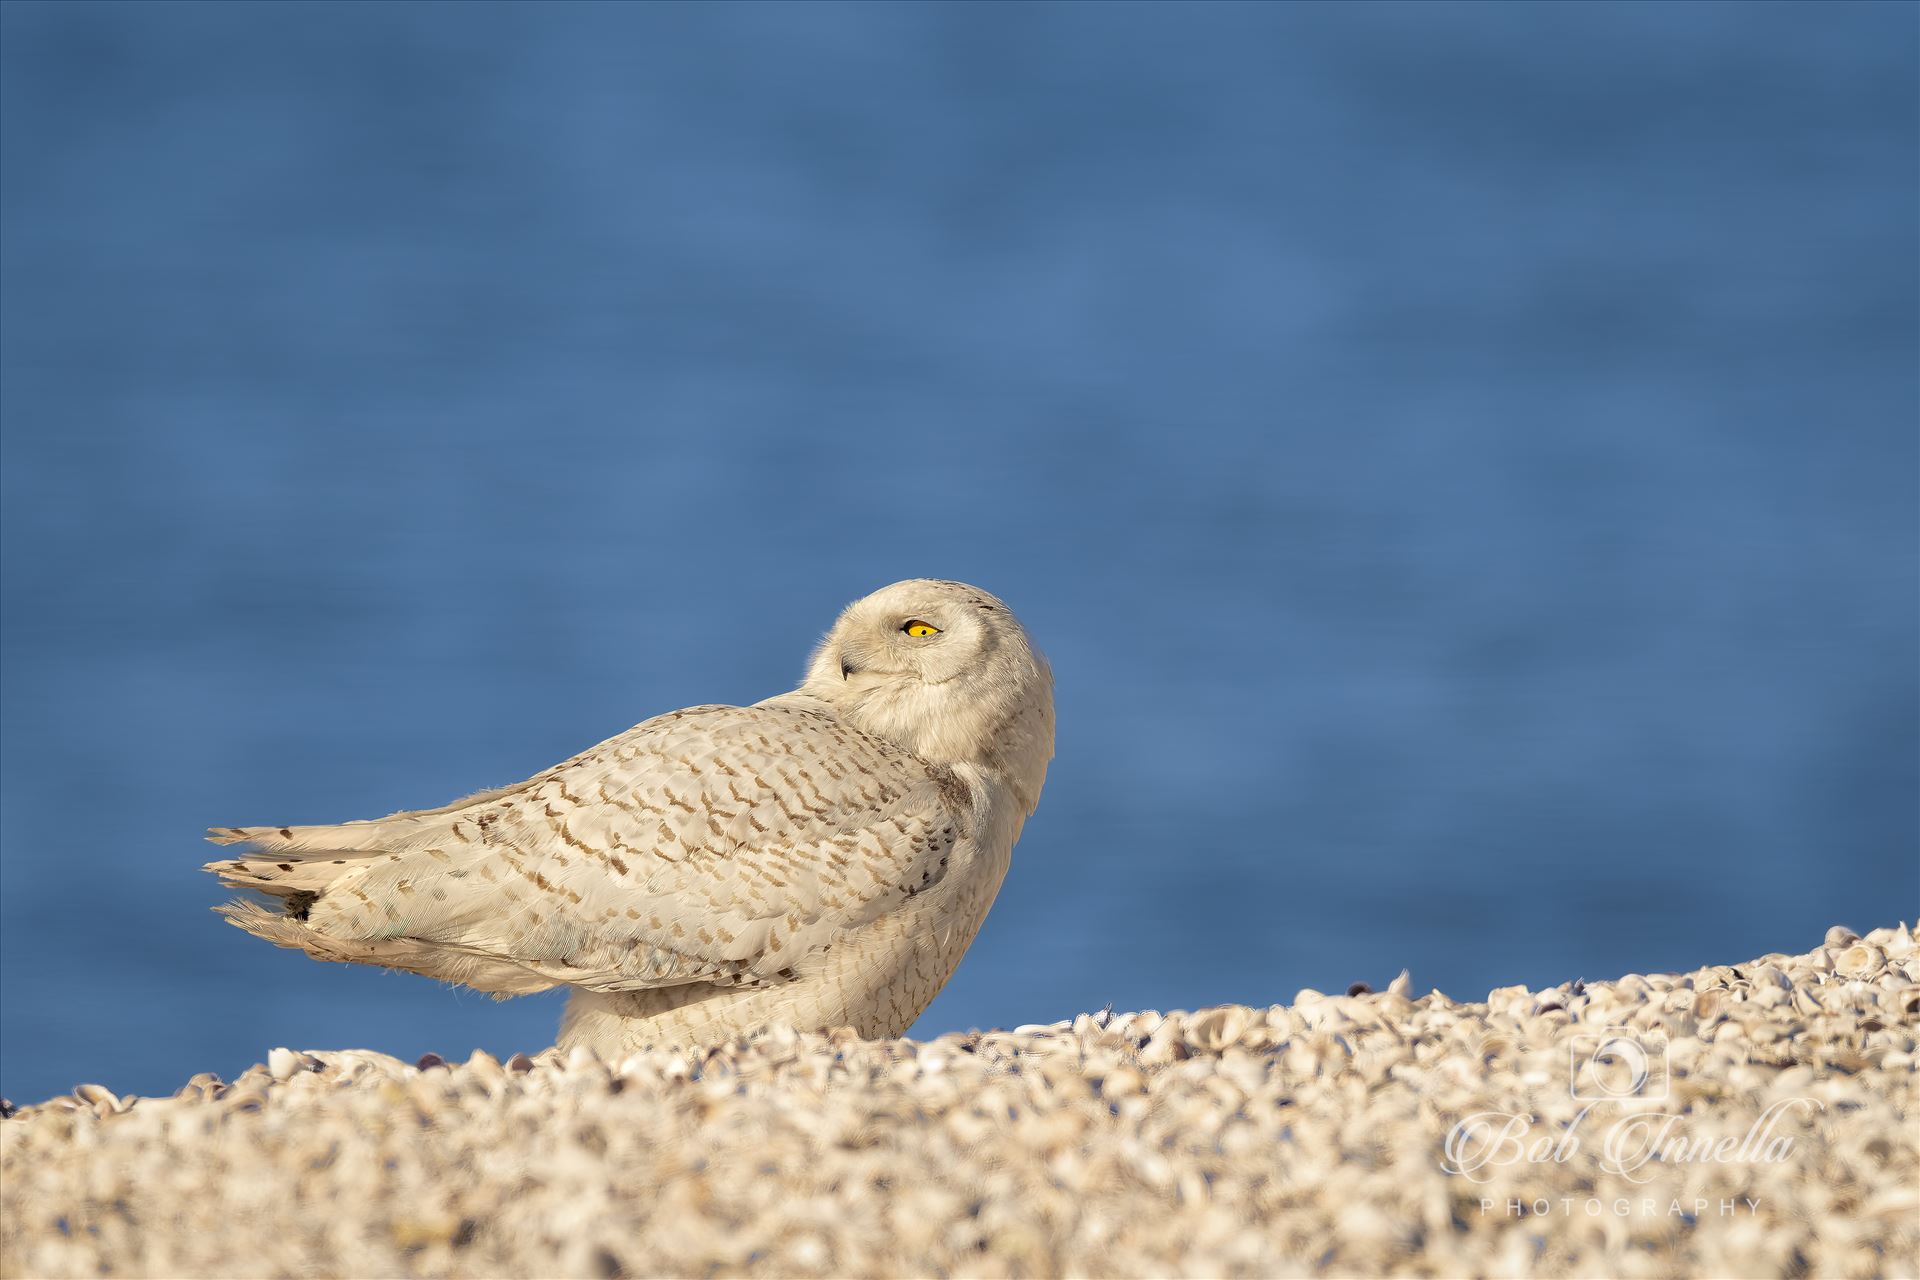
[2,1,1914,1106]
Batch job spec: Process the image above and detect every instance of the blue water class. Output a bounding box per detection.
[2,2,1914,1107]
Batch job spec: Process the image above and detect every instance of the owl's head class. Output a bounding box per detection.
[801,579,1054,815]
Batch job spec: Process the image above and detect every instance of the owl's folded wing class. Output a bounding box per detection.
[205,701,966,997]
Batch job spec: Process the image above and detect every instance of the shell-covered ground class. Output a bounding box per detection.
[3,925,1916,1279]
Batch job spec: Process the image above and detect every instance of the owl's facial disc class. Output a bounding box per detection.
[802,580,1028,699]
[797,579,1053,801]
[835,600,976,683]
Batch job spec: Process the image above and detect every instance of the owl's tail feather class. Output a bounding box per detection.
[212,900,555,997]
[206,821,393,854]
[203,823,567,997]
[203,826,383,899]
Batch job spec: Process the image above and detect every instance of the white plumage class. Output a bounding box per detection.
[206,579,1053,1054]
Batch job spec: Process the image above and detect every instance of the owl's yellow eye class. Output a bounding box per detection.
[902,620,940,638]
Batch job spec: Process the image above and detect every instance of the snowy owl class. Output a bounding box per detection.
[204,579,1053,1056]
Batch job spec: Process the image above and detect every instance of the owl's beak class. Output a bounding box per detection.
[840,656,857,679]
